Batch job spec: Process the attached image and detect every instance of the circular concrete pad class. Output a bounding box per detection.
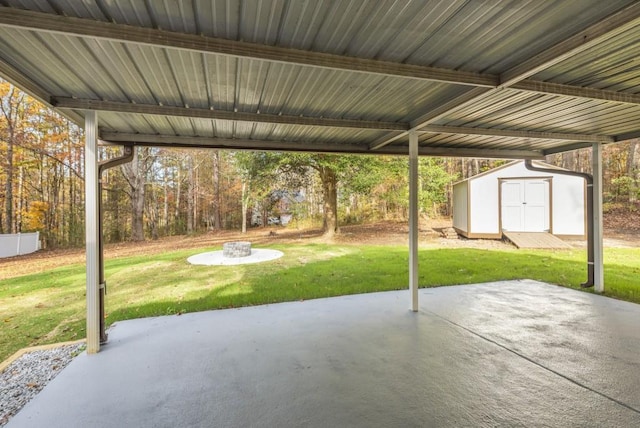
[187,248,283,266]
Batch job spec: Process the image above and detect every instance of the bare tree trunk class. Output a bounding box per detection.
[472,158,480,176]
[627,140,638,202]
[17,165,24,231]
[147,185,159,240]
[131,185,145,240]
[241,181,249,234]
[194,163,199,231]
[131,177,145,241]
[163,169,169,233]
[187,155,194,233]
[212,150,222,229]
[174,167,181,230]
[319,165,338,237]
[263,205,268,228]
[62,163,67,244]
[107,186,122,242]
[578,149,588,173]
[121,148,146,241]
[4,131,14,233]
[566,151,577,170]
[627,140,637,176]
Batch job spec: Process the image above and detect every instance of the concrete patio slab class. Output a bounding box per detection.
[8,280,640,427]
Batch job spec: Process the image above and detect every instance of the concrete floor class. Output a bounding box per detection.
[8,280,640,427]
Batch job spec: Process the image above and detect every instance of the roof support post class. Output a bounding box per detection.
[85,110,100,353]
[409,131,419,312]
[97,144,134,345]
[592,143,605,292]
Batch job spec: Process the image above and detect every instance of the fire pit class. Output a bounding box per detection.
[222,241,252,258]
[187,242,283,266]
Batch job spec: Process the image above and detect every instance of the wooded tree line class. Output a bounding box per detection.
[2,82,639,248]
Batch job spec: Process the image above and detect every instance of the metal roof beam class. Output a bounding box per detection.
[0,7,496,87]
[0,58,50,103]
[370,88,491,150]
[0,57,84,125]
[419,125,613,144]
[101,132,544,160]
[512,80,640,105]
[408,88,494,130]
[101,132,389,154]
[500,3,640,87]
[614,131,640,142]
[54,97,408,131]
[368,131,407,151]
[542,142,595,155]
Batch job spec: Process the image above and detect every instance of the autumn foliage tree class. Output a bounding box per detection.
[0,82,33,233]
[1,82,85,246]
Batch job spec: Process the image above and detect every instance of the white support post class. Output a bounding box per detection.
[409,131,419,311]
[85,110,100,353]
[592,143,604,292]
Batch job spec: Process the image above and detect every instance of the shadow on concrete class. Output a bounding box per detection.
[8,280,640,427]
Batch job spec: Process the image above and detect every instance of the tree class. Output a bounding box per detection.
[419,158,459,218]
[121,147,155,241]
[186,154,195,234]
[211,150,222,229]
[627,140,638,202]
[237,152,342,236]
[243,153,388,237]
[234,151,280,233]
[317,162,338,236]
[0,82,35,233]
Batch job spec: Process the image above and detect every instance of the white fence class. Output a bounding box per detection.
[0,232,41,258]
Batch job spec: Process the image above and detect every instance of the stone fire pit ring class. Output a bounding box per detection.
[223,241,252,258]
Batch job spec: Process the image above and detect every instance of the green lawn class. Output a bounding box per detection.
[1,244,639,362]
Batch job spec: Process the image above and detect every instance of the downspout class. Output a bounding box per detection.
[523,160,594,288]
[97,144,134,343]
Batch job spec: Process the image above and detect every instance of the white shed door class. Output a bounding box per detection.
[501,179,549,232]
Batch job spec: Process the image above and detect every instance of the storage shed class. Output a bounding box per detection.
[453,161,585,239]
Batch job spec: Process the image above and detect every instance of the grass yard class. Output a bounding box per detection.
[1,243,640,362]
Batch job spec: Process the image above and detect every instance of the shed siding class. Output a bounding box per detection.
[551,177,585,235]
[452,181,468,232]
[469,176,500,234]
[456,161,585,237]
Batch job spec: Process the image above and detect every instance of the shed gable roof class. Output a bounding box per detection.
[453,160,573,185]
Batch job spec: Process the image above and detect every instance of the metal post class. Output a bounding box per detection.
[592,143,604,292]
[85,110,100,353]
[409,131,419,311]
[97,144,133,344]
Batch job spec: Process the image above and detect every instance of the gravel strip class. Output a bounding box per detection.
[0,343,85,427]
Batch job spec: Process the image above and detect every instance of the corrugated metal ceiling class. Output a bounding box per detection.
[0,0,638,159]
[533,24,640,92]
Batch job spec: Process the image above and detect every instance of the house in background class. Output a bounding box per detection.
[452,161,586,239]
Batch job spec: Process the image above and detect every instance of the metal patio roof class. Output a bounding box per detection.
[1,0,639,159]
